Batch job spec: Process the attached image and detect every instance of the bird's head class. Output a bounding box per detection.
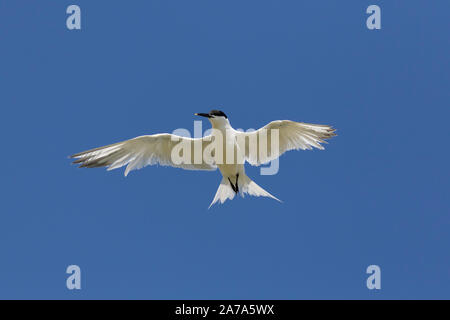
[195,110,230,128]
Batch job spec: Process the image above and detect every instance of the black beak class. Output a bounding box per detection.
[195,113,211,118]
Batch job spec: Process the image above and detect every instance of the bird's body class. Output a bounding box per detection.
[209,117,243,187]
[70,110,336,207]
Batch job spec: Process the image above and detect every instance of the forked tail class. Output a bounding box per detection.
[209,174,281,208]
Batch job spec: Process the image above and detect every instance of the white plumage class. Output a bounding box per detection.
[70,110,336,207]
[71,134,216,176]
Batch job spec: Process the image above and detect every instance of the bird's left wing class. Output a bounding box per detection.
[70,134,216,176]
[236,120,336,166]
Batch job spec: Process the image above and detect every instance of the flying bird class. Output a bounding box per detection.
[70,110,336,207]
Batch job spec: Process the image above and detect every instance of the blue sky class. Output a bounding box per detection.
[0,0,449,299]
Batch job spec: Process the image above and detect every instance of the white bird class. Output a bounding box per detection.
[70,110,336,207]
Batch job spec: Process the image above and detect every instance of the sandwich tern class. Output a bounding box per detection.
[70,110,336,207]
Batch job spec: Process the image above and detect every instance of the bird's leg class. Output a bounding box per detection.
[235,173,239,193]
[228,177,237,193]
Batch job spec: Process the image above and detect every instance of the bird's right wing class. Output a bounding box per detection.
[70,134,217,176]
[237,120,336,166]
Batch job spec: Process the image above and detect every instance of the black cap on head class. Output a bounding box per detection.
[195,110,228,119]
[209,110,227,119]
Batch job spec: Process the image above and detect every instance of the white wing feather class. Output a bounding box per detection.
[238,120,336,166]
[70,134,216,176]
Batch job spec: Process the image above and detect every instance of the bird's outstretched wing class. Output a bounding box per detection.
[237,120,336,166]
[70,134,216,176]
